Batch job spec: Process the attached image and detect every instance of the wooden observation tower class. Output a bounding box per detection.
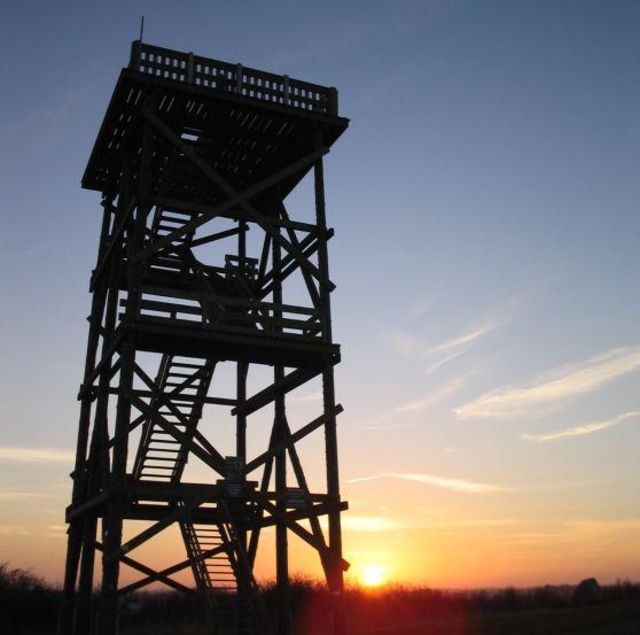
[58,40,349,635]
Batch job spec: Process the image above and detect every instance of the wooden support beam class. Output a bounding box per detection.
[127,391,227,476]
[140,109,335,290]
[247,500,348,531]
[259,499,349,572]
[131,362,228,474]
[153,198,318,233]
[77,331,123,401]
[132,120,329,263]
[190,224,248,248]
[66,492,109,522]
[90,195,137,291]
[245,405,343,474]
[105,497,209,564]
[232,366,323,418]
[118,542,228,595]
[95,542,195,596]
[108,388,236,407]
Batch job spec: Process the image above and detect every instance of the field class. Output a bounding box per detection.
[2,564,639,634]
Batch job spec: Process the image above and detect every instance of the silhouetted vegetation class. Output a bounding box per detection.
[2,563,640,634]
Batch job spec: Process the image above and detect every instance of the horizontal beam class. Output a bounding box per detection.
[108,388,236,407]
[124,503,218,523]
[152,197,318,233]
[127,479,328,504]
[250,500,348,531]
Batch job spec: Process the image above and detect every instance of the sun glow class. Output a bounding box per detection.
[360,564,388,587]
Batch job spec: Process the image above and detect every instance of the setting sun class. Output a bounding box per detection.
[360,564,389,587]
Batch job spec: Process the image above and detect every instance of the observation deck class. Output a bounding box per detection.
[82,41,349,210]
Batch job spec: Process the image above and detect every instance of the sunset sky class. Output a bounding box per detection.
[1,0,638,590]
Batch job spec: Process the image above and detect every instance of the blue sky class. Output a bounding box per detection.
[0,0,638,586]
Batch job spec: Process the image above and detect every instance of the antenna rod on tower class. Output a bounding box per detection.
[139,15,144,43]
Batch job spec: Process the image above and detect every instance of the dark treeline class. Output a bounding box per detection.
[2,563,640,634]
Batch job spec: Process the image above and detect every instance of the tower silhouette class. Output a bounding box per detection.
[58,40,349,635]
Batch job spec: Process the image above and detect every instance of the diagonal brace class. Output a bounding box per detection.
[245,405,343,474]
[140,109,335,290]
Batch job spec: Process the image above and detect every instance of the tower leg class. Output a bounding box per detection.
[57,524,82,635]
[314,144,346,635]
[76,517,98,634]
[96,340,135,635]
[272,233,291,635]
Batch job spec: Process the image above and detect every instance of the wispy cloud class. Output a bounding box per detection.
[425,320,501,375]
[394,376,467,414]
[0,447,74,463]
[456,346,640,420]
[426,322,498,357]
[522,411,640,443]
[424,348,469,375]
[346,472,511,493]
[387,319,500,376]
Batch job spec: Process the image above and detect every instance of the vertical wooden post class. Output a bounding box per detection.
[272,231,290,635]
[58,198,114,635]
[95,172,137,635]
[96,115,150,633]
[76,277,120,633]
[314,130,346,635]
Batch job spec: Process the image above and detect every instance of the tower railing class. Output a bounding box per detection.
[129,41,339,116]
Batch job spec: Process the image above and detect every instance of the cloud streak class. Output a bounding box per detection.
[456,346,640,420]
[0,447,74,463]
[346,472,511,493]
[387,319,501,375]
[426,322,498,357]
[522,411,640,443]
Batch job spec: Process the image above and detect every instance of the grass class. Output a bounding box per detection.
[2,564,639,634]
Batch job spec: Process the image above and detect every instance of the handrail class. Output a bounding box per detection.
[129,41,339,116]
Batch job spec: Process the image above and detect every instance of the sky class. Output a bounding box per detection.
[0,0,639,590]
